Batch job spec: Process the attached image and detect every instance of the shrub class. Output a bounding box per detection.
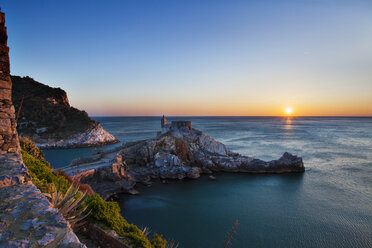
[151,233,178,248]
[19,136,46,162]
[151,233,167,248]
[84,194,154,248]
[21,150,69,193]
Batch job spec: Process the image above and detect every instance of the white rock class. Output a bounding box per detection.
[198,133,228,155]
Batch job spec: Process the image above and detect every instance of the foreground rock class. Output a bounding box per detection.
[0,178,86,248]
[65,121,304,200]
[0,9,85,247]
[73,154,135,200]
[208,175,216,181]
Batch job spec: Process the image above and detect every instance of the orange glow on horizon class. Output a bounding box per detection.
[73,94,372,117]
[81,101,372,117]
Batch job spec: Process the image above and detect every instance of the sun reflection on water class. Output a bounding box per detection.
[284,117,293,133]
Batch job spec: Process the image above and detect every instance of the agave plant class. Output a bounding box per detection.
[44,183,90,227]
[141,226,152,238]
[166,240,179,248]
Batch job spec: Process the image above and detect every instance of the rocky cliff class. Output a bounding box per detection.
[0,8,86,247]
[121,127,304,181]
[65,126,304,200]
[11,75,118,148]
[36,122,118,149]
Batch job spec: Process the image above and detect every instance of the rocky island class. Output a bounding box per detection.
[64,116,305,200]
[11,76,118,148]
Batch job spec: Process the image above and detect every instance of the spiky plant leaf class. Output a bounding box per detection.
[45,182,90,227]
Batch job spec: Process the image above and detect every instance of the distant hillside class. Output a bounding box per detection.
[11,76,117,148]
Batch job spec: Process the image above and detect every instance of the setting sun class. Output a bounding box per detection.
[285,107,293,115]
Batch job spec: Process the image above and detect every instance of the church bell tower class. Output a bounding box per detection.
[161,115,167,128]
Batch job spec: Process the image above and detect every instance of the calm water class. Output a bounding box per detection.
[44,117,372,248]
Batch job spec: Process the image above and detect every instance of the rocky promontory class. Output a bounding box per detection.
[11,76,118,148]
[35,122,118,149]
[64,120,304,200]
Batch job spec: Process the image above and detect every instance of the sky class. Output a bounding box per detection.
[2,0,372,116]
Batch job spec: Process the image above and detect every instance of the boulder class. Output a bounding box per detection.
[208,175,217,181]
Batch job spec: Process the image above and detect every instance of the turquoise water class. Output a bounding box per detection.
[44,117,372,247]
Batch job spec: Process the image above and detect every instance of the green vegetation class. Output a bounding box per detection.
[84,194,155,248]
[20,136,69,193]
[19,136,47,162]
[21,150,70,194]
[152,233,170,248]
[44,183,89,228]
[20,136,170,248]
[12,76,96,140]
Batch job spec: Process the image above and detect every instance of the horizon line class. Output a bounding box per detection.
[91,115,372,118]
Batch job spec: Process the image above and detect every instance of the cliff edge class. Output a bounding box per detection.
[11,76,118,148]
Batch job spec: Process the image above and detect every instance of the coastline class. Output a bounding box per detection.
[42,116,372,248]
[39,139,120,150]
[34,123,119,149]
[62,122,305,200]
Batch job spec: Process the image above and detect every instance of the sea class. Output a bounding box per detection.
[44,117,372,248]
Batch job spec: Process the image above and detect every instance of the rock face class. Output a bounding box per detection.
[121,127,304,181]
[66,125,304,199]
[0,181,86,248]
[11,75,118,148]
[36,123,119,149]
[0,12,19,155]
[76,155,134,200]
[0,8,86,247]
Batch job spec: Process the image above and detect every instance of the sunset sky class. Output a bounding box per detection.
[2,0,372,116]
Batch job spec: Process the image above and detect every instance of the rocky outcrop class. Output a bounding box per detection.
[0,9,86,247]
[35,123,119,149]
[11,75,119,149]
[75,155,134,200]
[0,178,86,248]
[121,127,304,182]
[64,126,304,199]
[83,223,130,248]
[0,153,30,188]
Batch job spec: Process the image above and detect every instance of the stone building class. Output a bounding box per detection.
[159,115,192,134]
[171,120,192,130]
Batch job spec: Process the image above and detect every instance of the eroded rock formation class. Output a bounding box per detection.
[122,127,304,181]
[65,124,304,200]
